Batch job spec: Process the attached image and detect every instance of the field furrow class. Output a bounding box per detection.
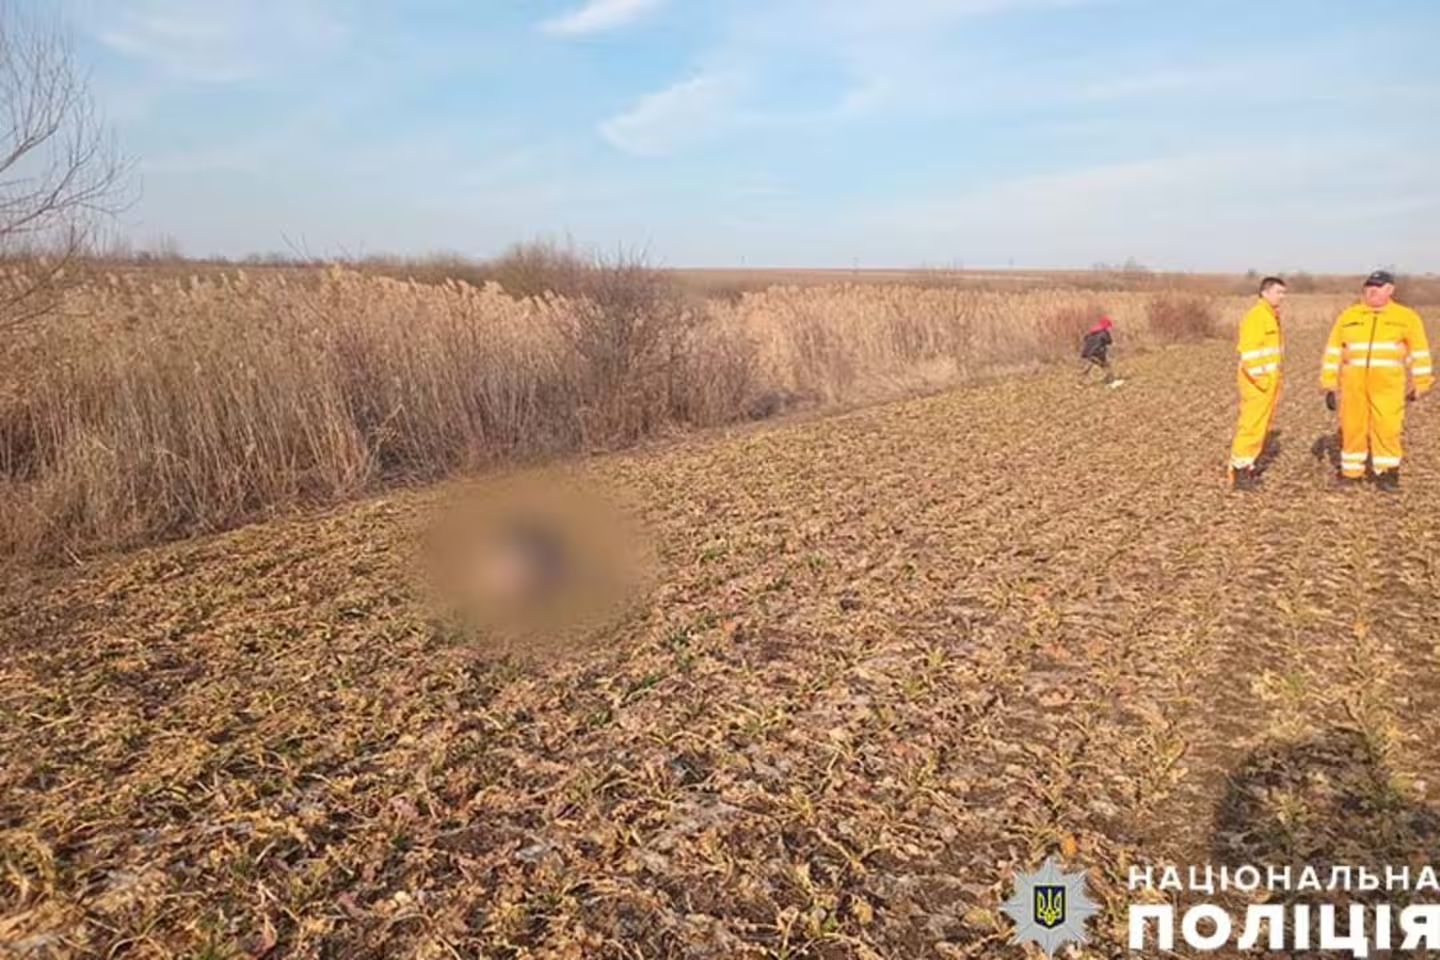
[5,326,1440,959]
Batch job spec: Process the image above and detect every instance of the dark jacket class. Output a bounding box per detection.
[1081,327,1112,360]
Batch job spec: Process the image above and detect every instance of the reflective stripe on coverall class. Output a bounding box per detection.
[1319,301,1434,477]
[1229,299,1283,471]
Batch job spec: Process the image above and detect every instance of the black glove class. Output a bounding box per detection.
[1408,389,1418,403]
[1325,391,1337,412]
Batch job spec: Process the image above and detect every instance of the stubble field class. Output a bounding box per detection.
[5,294,1440,958]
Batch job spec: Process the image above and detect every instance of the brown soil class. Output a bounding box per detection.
[5,325,1439,958]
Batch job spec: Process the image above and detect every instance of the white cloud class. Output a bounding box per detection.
[541,0,665,37]
[97,0,347,82]
[593,0,1111,155]
[600,72,749,156]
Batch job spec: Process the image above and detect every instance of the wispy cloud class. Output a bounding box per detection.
[600,71,748,156]
[97,0,347,82]
[541,0,665,37]
[595,0,1109,155]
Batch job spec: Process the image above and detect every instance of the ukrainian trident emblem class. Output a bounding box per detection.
[1001,856,1098,959]
[1034,884,1066,929]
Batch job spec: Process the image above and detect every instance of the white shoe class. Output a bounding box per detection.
[1108,379,1126,389]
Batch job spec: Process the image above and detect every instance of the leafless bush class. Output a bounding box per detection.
[487,240,592,299]
[553,256,693,446]
[1397,275,1440,308]
[1037,303,1104,360]
[1147,294,1219,343]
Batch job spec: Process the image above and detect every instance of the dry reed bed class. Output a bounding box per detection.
[0,269,1343,565]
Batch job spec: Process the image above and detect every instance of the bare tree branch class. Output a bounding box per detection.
[0,0,133,330]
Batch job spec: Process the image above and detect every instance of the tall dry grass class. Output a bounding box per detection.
[0,264,755,562]
[718,285,1236,404]
[0,264,1342,566]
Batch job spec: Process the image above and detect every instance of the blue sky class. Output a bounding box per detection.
[51,0,1440,270]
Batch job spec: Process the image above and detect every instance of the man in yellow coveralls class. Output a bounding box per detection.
[1320,270,1433,491]
[1228,276,1287,491]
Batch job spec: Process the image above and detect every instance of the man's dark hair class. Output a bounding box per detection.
[1259,276,1286,295]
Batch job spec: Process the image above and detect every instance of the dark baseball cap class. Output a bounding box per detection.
[1364,270,1396,287]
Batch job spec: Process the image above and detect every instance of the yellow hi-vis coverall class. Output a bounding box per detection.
[1320,301,1434,477]
[1229,299,1283,472]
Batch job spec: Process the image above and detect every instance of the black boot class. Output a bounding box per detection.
[1232,467,1259,491]
[1375,469,1401,492]
[1333,473,1364,489]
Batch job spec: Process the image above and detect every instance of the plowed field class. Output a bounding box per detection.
[6,321,1440,958]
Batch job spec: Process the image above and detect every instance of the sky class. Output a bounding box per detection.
[43,0,1440,270]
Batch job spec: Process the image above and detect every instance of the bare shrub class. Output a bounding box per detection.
[1037,303,1104,360]
[554,256,692,446]
[1147,294,1218,343]
[486,240,591,299]
[1397,275,1440,308]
